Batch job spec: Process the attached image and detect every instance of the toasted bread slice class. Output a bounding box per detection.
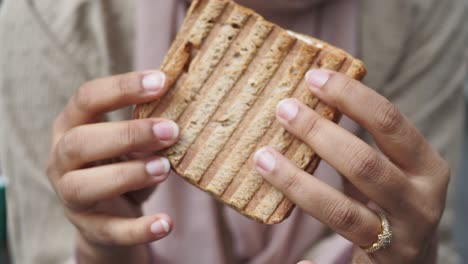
[134,0,366,224]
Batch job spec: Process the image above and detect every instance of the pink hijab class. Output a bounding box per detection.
[135,1,359,263]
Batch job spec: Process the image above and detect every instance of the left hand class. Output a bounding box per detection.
[254,69,450,264]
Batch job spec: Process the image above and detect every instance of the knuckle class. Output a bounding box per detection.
[279,170,303,194]
[322,199,362,233]
[126,225,142,244]
[112,165,139,191]
[70,219,95,243]
[375,101,403,134]
[422,205,443,228]
[341,77,360,91]
[80,230,99,245]
[118,121,144,149]
[302,115,325,143]
[399,244,421,262]
[95,223,117,246]
[410,196,442,230]
[426,210,442,228]
[58,129,84,163]
[113,74,140,99]
[337,78,358,102]
[348,146,382,184]
[58,175,83,209]
[74,82,94,113]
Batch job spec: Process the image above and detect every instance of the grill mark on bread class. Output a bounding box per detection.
[161,0,211,67]
[188,0,229,48]
[198,40,301,195]
[167,19,274,167]
[218,43,318,208]
[154,5,249,121]
[170,16,257,132]
[151,3,236,119]
[136,0,227,119]
[188,3,238,70]
[346,59,367,81]
[179,29,295,183]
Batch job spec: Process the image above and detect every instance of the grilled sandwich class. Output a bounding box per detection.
[134,0,366,224]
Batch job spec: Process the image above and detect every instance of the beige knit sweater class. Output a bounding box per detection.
[0,0,466,263]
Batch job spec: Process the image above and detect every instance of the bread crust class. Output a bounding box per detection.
[134,0,366,224]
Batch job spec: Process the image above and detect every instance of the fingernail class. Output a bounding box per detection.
[277,99,298,121]
[142,71,166,91]
[153,121,179,141]
[254,148,276,172]
[146,158,171,176]
[150,219,170,235]
[306,70,330,89]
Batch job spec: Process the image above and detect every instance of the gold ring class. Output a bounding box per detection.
[363,212,392,253]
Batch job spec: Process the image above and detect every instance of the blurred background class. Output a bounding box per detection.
[0,0,7,243]
[455,79,468,263]
[1,3,7,263]
[0,0,7,248]
[0,0,466,263]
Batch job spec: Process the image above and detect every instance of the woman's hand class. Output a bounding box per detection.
[46,70,178,264]
[254,70,450,264]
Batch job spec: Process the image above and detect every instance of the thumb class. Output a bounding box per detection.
[297,261,315,264]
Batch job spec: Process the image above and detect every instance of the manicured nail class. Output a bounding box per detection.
[153,121,179,141]
[306,70,330,89]
[277,99,299,121]
[142,71,166,91]
[146,158,170,176]
[254,148,276,172]
[150,219,170,235]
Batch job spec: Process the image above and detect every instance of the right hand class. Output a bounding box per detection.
[46,70,178,263]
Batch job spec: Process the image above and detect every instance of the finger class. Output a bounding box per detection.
[254,147,381,247]
[58,157,170,210]
[305,69,435,173]
[53,70,167,139]
[297,261,315,264]
[55,119,179,172]
[70,212,172,246]
[276,98,410,213]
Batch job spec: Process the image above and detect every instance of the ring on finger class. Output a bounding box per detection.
[362,212,392,253]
